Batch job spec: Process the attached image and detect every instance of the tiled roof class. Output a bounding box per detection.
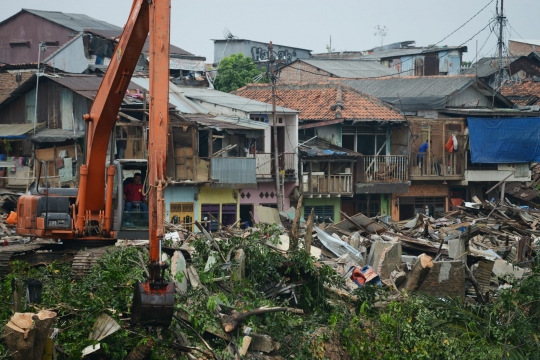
[233,83,404,122]
[501,79,540,105]
[0,71,35,103]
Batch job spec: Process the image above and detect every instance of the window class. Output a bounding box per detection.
[170,202,194,232]
[25,88,36,124]
[304,205,334,223]
[414,197,445,217]
[356,194,381,217]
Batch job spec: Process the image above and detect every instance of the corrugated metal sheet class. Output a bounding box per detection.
[23,9,122,31]
[130,78,208,114]
[300,59,394,78]
[184,115,269,133]
[211,157,256,184]
[0,123,42,138]
[86,28,194,57]
[178,87,298,114]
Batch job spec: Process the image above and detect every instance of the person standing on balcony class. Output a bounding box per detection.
[417,140,431,169]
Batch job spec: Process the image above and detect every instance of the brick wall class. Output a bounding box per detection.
[417,261,464,298]
[508,40,539,57]
[402,183,448,197]
[278,62,334,83]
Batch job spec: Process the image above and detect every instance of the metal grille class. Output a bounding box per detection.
[304,205,334,223]
[170,202,194,232]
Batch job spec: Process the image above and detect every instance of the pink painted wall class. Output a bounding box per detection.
[240,182,297,222]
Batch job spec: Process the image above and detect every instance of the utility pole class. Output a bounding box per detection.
[496,0,505,90]
[268,42,283,211]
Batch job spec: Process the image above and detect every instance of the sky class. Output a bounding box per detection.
[2,0,540,63]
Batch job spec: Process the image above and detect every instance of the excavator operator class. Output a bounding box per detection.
[123,173,148,225]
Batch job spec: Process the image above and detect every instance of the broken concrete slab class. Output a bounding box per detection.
[171,251,188,293]
[367,240,391,268]
[417,261,465,298]
[376,242,402,280]
[448,238,467,262]
[492,259,525,279]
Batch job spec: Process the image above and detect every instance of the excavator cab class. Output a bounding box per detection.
[113,160,150,239]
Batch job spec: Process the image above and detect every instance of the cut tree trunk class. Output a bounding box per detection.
[220,307,303,333]
[32,310,57,360]
[304,208,314,254]
[400,253,433,293]
[4,313,36,360]
[289,195,303,250]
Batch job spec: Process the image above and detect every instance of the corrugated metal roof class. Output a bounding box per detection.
[86,28,195,57]
[299,59,394,78]
[130,77,208,114]
[177,87,298,114]
[30,128,84,143]
[46,74,145,105]
[342,76,474,99]
[299,135,361,158]
[0,123,42,139]
[184,115,269,131]
[360,46,466,60]
[23,9,122,31]
[341,76,477,111]
[461,57,519,78]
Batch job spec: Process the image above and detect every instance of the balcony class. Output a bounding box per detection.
[302,172,353,197]
[409,152,465,180]
[363,155,409,183]
[248,153,297,179]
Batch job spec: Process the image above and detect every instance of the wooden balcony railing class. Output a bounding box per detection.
[410,152,465,179]
[302,172,353,196]
[363,155,409,183]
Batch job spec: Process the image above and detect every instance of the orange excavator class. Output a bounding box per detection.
[16,0,174,326]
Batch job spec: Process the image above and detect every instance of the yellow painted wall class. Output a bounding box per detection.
[197,186,239,223]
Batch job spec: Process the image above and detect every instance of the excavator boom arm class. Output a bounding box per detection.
[76,0,149,231]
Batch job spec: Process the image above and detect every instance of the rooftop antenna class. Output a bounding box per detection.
[222,28,237,40]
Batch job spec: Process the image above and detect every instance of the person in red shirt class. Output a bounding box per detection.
[123,173,147,225]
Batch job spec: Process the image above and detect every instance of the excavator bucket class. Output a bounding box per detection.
[131,281,175,327]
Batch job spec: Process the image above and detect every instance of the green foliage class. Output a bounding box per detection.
[343,258,540,360]
[213,53,266,93]
[0,248,179,359]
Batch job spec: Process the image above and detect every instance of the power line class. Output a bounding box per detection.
[286,19,496,80]
[434,0,495,46]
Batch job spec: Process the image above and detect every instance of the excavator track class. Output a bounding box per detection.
[71,246,114,279]
[0,244,76,277]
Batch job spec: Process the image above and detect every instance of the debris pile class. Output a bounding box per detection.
[1,195,540,358]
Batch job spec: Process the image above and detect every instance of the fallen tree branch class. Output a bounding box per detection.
[464,263,486,304]
[220,306,303,333]
[174,315,221,360]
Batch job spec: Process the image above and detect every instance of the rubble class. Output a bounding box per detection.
[2,195,540,358]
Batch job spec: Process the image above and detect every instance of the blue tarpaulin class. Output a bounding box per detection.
[468,117,540,163]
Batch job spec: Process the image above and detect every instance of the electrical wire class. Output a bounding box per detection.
[433,0,495,46]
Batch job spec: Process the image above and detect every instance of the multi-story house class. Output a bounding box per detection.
[234,82,409,222]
